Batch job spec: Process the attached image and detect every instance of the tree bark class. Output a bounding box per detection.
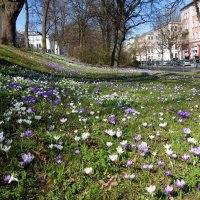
[111,28,125,67]
[24,0,29,48]
[42,0,49,53]
[0,0,25,46]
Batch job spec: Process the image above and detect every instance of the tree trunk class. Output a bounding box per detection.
[42,0,49,53]
[0,6,4,42]
[111,28,124,66]
[24,0,29,48]
[0,0,25,46]
[169,48,173,61]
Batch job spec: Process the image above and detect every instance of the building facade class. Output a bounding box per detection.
[16,31,60,55]
[131,22,181,62]
[181,1,200,59]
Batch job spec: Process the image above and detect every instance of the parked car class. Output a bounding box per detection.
[182,60,191,66]
[160,61,170,66]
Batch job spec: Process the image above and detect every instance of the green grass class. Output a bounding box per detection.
[0,45,200,200]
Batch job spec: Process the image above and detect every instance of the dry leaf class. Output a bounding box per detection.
[99,176,118,190]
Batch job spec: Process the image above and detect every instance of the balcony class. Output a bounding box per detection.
[181,38,189,49]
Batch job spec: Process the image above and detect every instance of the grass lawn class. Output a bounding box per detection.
[0,45,200,200]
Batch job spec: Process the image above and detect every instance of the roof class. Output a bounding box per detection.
[180,1,195,11]
[28,31,42,36]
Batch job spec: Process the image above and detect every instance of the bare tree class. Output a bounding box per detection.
[69,0,93,50]
[153,10,181,61]
[93,0,113,52]
[42,0,50,53]
[24,0,29,48]
[101,0,150,66]
[0,0,25,46]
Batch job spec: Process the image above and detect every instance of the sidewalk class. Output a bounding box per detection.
[140,65,200,72]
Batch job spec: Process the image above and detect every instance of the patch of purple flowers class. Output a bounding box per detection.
[177,110,190,118]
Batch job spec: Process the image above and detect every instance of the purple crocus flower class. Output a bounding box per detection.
[164,185,174,195]
[175,179,185,189]
[182,127,191,134]
[165,170,172,176]
[181,154,190,161]
[109,115,117,125]
[142,164,153,170]
[125,108,136,114]
[20,152,34,168]
[74,149,80,154]
[171,153,178,159]
[198,183,200,191]
[0,132,5,143]
[133,135,141,142]
[126,160,133,167]
[2,174,11,184]
[157,160,164,167]
[56,159,62,164]
[190,146,200,156]
[177,111,190,118]
[131,144,137,148]
[23,130,33,137]
[138,142,148,153]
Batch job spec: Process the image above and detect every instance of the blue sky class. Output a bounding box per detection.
[17,0,192,34]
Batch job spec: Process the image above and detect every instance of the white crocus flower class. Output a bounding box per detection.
[159,122,167,127]
[187,137,197,144]
[84,167,93,175]
[81,132,90,140]
[109,154,118,162]
[74,136,80,141]
[146,185,156,194]
[60,118,67,123]
[54,135,61,140]
[149,135,155,140]
[8,174,19,184]
[116,128,122,137]
[35,116,42,120]
[106,142,113,147]
[120,140,128,146]
[164,144,171,149]
[116,146,124,154]
[1,145,11,152]
[166,149,173,155]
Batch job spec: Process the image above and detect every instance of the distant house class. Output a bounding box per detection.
[16,31,61,55]
[16,32,25,47]
[28,31,52,52]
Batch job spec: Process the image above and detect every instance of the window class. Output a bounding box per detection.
[148,36,150,40]
[193,33,195,39]
[39,43,41,48]
[151,36,153,40]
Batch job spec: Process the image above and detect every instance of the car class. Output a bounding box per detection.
[160,61,170,66]
[182,60,191,66]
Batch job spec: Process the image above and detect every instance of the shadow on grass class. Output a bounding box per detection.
[0,58,198,85]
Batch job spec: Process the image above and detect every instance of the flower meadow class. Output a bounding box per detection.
[0,63,200,200]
